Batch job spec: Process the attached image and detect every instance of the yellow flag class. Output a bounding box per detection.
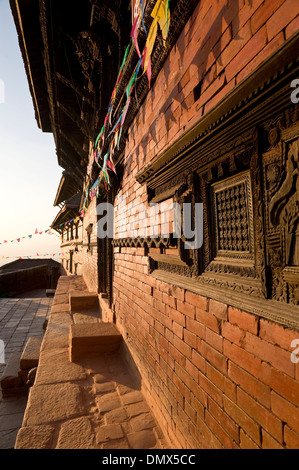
[143,17,158,74]
[143,0,169,75]
[151,0,169,41]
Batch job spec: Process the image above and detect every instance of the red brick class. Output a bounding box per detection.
[232,0,264,34]
[173,373,191,402]
[180,68,190,88]
[237,388,283,443]
[205,410,237,449]
[223,339,262,378]
[183,329,197,349]
[205,328,223,352]
[190,393,205,420]
[198,73,227,108]
[223,395,261,446]
[204,78,236,113]
[198,370,224,407]
[267,0,299,41]
[207,397,239,443]
[153,288,163,302]
[226,26,267,82]
[185,399,197,425]
[168,380,184,408]
[192,415,222,449]
[239,430,260,449]
[173,335,192,360]
[218,20,252,74]
[228,361,271,409]
[236,31,284,84]
[285,14,299,38]
[271,392,299,434]
[185,291,208,310]
[186,358,199,383]
[158,348,173,375]
[196,307,220,333]
[259,318,299,351]
[251,0,284,35]
[284,425,299,449]
[173,321,183,339]
[261,429,284,449]
[177,300,196,319]
[192,348,207,374]
[175,362,198,395]
[209,299,228,321]
[244,332,294,377]
[199,341,227,374]
[206,363,236,401]
[222,321,246,346]
[167,305,186,327]
[186,317,206,339]
[228,306,259,334]
[169,342,186,368]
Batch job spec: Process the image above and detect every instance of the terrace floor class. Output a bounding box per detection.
[0,291,52,448]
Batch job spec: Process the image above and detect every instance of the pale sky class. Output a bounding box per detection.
[0,0,62,266]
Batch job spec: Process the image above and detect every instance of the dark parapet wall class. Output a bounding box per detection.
[0,265,60,297]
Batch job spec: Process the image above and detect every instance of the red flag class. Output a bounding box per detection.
[35,228,38,234]
[17,238,20,243]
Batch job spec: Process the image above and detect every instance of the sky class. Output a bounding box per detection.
[0,0,62,267]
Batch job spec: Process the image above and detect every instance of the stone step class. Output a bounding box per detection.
[69,293,99,311]
[69,322,122,362]
[73,309,101,324]
[20,336,42,371]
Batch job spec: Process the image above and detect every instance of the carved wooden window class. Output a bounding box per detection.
[211,171,254,259]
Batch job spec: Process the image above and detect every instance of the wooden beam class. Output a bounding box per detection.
[57,101,92,140]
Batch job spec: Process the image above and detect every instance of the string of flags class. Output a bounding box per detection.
[81,0,171,216]
[0,228,58,246]
[52,215,82,231]
[1,248,83,261]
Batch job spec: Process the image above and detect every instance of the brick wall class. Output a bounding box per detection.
[60,221,84,277]
[113,252,299,448]
[111,0,299,449]
[81,198,99,293]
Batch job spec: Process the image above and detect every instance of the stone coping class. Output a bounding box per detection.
[15,275,169,449]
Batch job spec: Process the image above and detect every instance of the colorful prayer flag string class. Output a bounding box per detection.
[81,0,171,216]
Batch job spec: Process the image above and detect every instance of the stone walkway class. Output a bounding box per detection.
[0,292,52,448]
[14,276,170,449]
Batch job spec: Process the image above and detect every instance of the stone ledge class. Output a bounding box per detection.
[69,323,122,362]
[20,336,42,371]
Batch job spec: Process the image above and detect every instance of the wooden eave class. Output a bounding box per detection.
[54,171,83,207]
[10,0,52,132]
